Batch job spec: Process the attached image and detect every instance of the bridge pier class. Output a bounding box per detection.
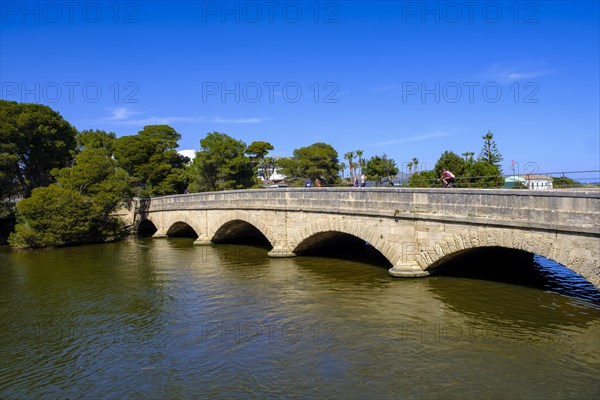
[193,234,213,246]
[152,231,168,239]
[268,248,297,258]
[389,262,431,278]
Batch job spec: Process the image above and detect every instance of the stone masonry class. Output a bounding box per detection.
[121,188,600,288]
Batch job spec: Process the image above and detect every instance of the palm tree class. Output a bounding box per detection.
[356,149,364,176]
[258,158,267,181]
[265,157,275,181]
[339,162,347,180]
[344,151,355,184]
[407,162,413,173]
[411,157,419,172]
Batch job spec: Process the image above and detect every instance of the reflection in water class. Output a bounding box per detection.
[293,232,393,268]
[432,247,600,304]
[1,238,599,399]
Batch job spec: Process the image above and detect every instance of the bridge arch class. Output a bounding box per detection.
[209,212,276,248]
[419,228,597,286]
[289,218,398,266]
[137,218,158,235]
[166,221,198,238]
[293,230,393,267]
[136,213,204,240]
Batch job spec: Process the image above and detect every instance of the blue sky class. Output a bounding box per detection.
[1,1,599,176]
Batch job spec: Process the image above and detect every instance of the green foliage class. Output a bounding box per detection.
[408,170,437,187]
[462,152,475,163]
[553,176,581,188]
[188,132,254,192]
[77,129,116,152]
[479,130,503,169]
[9,148,133,248]
[53,148,133,210]
[434,151,466,177]
[0,100,77,199]
[9,185,95,247]
[509,181,529,189]
[246,141,274,180]
[355,149,365,176]
[365,154,399,184]
[406,157,422,174]
[344,151,356,182]
[463,160,503,188]
[113,125,188,195]
[280,142,340,185]
[410,149,503,188]
[0,154,18,215]
[246,141,274,159]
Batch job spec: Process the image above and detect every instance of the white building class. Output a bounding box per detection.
[523,175,554,190]
[257,167,286,182]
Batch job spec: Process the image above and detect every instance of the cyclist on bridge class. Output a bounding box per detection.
[439,170,456,188]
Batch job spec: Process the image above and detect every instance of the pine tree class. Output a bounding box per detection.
[479,130,503,168]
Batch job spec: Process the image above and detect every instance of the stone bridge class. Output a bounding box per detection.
[122,188,600,288]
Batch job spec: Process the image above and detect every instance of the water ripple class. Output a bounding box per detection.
[1,240,598,399]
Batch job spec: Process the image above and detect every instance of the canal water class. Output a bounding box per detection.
[1,237,599,399]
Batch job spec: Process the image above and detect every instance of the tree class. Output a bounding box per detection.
[113,125,188,195]
[53,148,133,212]
[553,176,581,188]
[9,148,133,248]
[280,143,340,185]
[408,170,437,187]
[77,129,116,153]
[434,151,466,177]
[0,100,77,199]
[9,185,95,247]
[265,156,276,181]
[258,156,277,182]
[0,154,19,218]
[463,160,502,188]
[188,132,254,192]
[462,152,475,163]
[365,154,399,184]
[246,141,274,180]
[411,157,420,171]
[246,141,274,160]
[344,151,356,184]
[339,162,347,180]
[479,130,503,168]
[408,151,464,188]
[356,149,364,176]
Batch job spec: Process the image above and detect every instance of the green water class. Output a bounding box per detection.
[1,237,599,399]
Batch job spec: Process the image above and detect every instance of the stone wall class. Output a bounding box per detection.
[128,188,600,288]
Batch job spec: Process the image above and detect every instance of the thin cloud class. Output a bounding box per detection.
[374,131,451,146]
[483,63,555,84]
[77,108,266,127]
[109,107,143,121]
